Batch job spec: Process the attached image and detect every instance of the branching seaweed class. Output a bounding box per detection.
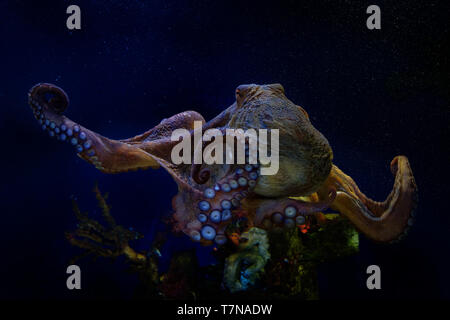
[66,184,160,277]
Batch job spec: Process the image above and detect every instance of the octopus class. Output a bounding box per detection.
[28,82,418,247]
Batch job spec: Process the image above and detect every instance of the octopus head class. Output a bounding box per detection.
[234,83,286,109]
[229,83,333,197]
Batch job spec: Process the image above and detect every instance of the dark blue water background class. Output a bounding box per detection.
[0,1,448,299]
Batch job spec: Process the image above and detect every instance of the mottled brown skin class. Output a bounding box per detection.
[227,84,333,198]
[28,82,417,244]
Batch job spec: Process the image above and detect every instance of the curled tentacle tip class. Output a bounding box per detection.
[29,83,69,114]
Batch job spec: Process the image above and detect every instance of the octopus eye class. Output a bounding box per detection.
[267,83,285,94]
[235,89,244,108]
[235,84,253,108]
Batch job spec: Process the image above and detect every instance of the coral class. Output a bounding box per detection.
[159,250,198,299]
[264,214,359,299]
[67,184,161,295]
[223,227,270,293]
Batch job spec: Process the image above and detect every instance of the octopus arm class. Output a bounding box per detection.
[319,156,418,242]
[250,188,336,228]
[28,83,206,174]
